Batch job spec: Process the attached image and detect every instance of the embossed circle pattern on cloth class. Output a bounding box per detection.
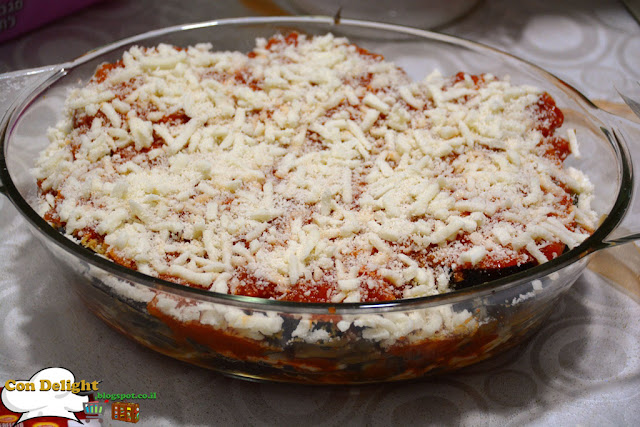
[483,370,538,407]
[530,319,640,399]
[229,382,361,426]
[362,380,487,425]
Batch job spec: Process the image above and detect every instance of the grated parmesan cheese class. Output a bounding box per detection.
[35,33,596,303]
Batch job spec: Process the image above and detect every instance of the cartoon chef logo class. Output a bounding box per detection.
[1,367,99,424]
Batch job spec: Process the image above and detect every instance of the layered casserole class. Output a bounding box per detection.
[35,33,597,304]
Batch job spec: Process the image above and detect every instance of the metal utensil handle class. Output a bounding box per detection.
[602,112,640,246]
[0,64,63,197]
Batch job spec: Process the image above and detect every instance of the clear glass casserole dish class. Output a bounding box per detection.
[1,16,639,384]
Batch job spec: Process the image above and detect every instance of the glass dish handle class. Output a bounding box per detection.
[0,64,63,197]
[601,112,640,246]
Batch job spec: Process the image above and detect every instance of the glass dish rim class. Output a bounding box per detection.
[0,15,632,315]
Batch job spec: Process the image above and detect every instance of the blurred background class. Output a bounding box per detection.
[0,0,638,101]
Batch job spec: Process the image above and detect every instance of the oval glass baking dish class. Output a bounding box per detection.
[1,17,639,384]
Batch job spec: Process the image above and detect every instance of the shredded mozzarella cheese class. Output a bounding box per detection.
[35,33,595,303]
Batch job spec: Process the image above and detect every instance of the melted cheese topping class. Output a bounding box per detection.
[35,33,597,303]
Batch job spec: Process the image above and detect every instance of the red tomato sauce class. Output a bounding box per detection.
[38,42,583,303]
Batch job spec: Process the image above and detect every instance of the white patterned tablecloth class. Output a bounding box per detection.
[0,1,639,426]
